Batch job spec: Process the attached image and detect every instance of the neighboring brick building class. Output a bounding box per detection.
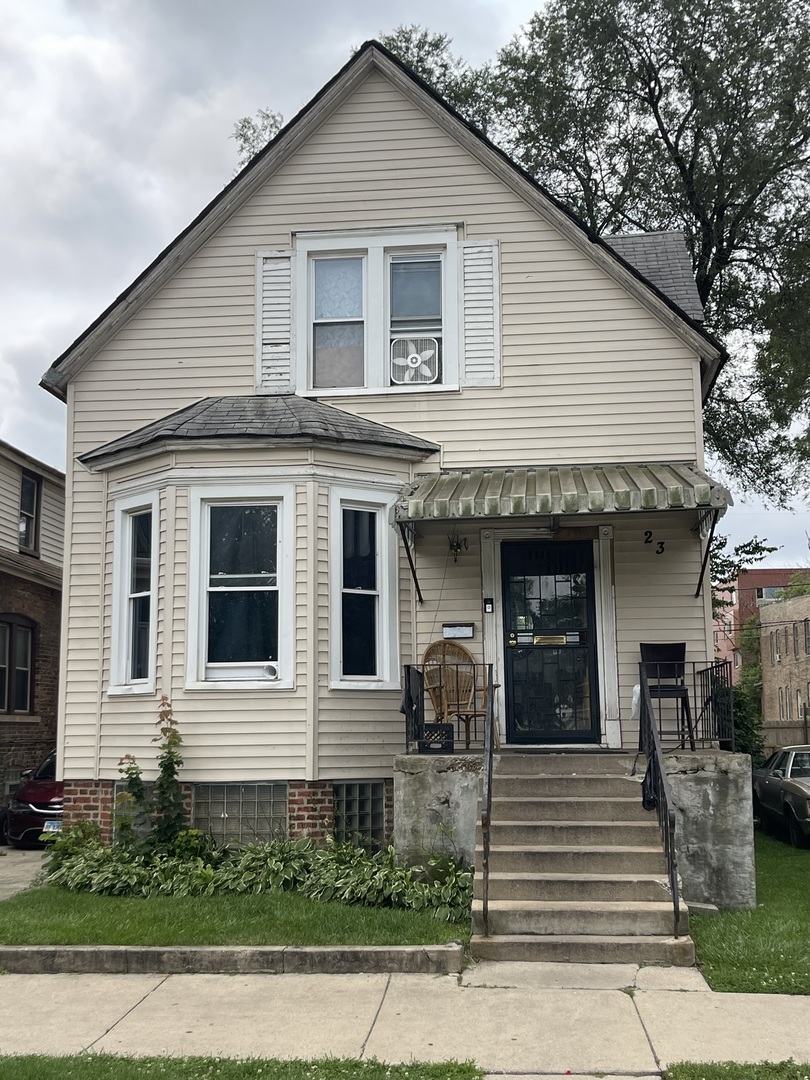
[0,441,64,799]
[759,593,810,753]
[713,568,798,683]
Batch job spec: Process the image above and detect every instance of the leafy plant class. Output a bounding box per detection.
[150,695,187,848]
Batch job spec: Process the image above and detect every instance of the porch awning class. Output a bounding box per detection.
[394,463,732,521]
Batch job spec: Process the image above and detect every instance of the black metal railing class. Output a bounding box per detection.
[480,664,495,937]
[638,665,681,938]
[402,662,492,753]
[642,660,734,750]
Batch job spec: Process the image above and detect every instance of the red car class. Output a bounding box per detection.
[3,749,63,848]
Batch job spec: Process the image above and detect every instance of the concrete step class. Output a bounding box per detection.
[471,899,689,937]
[479,844,667,875]
[494,753,637,777]
[490,796,651,822]
[481,820,660,846]
[469,933,695,966]
[473,871,672,902]
[489,774,645,798]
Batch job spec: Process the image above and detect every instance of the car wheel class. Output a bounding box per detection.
[786,809,808,849]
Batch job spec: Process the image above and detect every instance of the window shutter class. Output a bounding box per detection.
[460,240,500,387]
[259,252,293,391]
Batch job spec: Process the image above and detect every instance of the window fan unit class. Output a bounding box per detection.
[390,337,439,384]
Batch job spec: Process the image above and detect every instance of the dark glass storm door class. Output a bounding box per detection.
[501,540,600,744]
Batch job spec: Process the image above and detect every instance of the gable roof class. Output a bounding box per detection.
[606,233,704,323]
[41,40,725,403]
[78,393,439,469]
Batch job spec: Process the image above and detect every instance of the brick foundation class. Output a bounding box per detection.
[288,780,334,840]
[63,780,117,843]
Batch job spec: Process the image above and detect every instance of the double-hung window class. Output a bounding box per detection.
[188,485,293,689]
[18,470,41,555]
[0,614,35,715]
[297,226,459,394]
[330,488,398,689]
[111,492,158,694]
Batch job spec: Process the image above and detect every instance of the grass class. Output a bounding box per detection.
[690,830,810,994]
[668,1063,810,1080]
[0,886,469,946]
[0,1058,480,1080]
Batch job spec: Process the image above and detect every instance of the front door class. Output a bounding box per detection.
[501,540,600,744]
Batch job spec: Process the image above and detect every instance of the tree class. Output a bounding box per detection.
[231,108,283,173]
[710,533,777,617]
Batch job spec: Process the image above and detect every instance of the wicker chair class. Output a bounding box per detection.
[422,640,492,750]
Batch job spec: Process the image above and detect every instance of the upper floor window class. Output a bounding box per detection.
[805,618,810,655]
[0,614,35,715]
[756,586,783,602]
[110,492,158,695]
[18,470,41,554]
[794,622,800,659]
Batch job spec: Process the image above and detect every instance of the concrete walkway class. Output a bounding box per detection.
[2,849,810,1071]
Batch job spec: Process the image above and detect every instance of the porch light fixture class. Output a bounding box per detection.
[448,531,468,563]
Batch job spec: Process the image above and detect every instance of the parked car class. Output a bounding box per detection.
[5,749,63,848]
[752,745,810,848]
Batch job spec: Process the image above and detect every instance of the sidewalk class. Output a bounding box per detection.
[0,963,809,1071]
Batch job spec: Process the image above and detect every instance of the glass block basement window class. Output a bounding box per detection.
[192,783,287,845]
[333,781,385,849]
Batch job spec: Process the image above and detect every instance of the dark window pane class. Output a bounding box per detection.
[210,506,277,581]
[130,596,151,680]
[208,591,279,664]
[391,258,441,321]
[19,514,35,549]
[20,475,37,516]
[343,509,376,589]
[0,623,6,711]
[342,593,376,676]
[313,323,364,387]
[14,667,30,712]
[14,626,30,669]
[131,512,152,593]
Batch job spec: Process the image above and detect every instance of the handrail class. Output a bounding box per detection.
[480,663,495,937]
[638,664,681,938]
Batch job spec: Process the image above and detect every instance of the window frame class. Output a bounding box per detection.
[0,613,36,716]
[329,486,399,690]
[187,484,294,691]
[110,491,159,696]
[294,226,459,396]
[18,469,42,556]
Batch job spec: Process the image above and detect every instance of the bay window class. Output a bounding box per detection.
[111,492,158,694]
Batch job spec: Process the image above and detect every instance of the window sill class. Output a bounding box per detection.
[299,384,460,399]
[185,678,294,692]
[0,714,41,724]
[107,684,156,697]
[329,680,401,692]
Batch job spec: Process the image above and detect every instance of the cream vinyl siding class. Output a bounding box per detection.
[0,455,20,551]
[0,452,64,566]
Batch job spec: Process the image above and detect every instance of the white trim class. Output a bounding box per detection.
[109,489,159,696]
[594,527,621,748]
[186,483,295,691]
[295,227,459,394]
[329,486,399,690]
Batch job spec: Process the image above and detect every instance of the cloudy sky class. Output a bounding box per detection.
[1,0,806,565]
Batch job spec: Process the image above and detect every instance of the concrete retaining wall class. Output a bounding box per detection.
[664,752,756,910]
[393,754,482,867]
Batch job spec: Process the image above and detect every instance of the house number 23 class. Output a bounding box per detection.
[644,531,665,554]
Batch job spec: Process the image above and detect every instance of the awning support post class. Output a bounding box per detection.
[398,521,424,605]
[694,508,720,598]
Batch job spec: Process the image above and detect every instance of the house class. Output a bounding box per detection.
[0,440,64,800]
[714,567,800,682]
[760,593,810,752]
[40,43,753,953]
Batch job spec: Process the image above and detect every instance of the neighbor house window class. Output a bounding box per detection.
[18,470,41,554]
[0,614,35,715]
[794,623,800,658]
[187,485,294,689]
[110,493,158,694]
[805,619,810,654]
[297,227,458,393]
[779,687,784,720]
[330,488,398,689]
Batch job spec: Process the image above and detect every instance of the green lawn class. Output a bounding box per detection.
[0,1058,480,1080]
[0,886,468,946]
[690,830,810,993]
[668,1063,810,1080]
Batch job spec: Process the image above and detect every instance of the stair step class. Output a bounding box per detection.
[471,899,688,937]
[494,753,637,777]
[481,821,660,845]
[489,775,644,798]
[473,872,672,902]
[490,796,650,822]
[479,844,667,874]
[469,933,695,966]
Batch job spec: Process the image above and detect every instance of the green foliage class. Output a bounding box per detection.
[731,684,765,767]
[43,832,473,923]
[668,1064,810,1080]
[115,753,149,849]
[43,820,103,874]
[231,107,283,170]
[778,568,810,598]
[149,695,188,849]
[0,1055,482,1080]
[711,534,777,616]
[691,831,810,993]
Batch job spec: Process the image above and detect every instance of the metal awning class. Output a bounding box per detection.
[394,463,732,521]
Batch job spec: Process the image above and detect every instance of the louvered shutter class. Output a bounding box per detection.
[258,252,293,391]
[460,240,500,387]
